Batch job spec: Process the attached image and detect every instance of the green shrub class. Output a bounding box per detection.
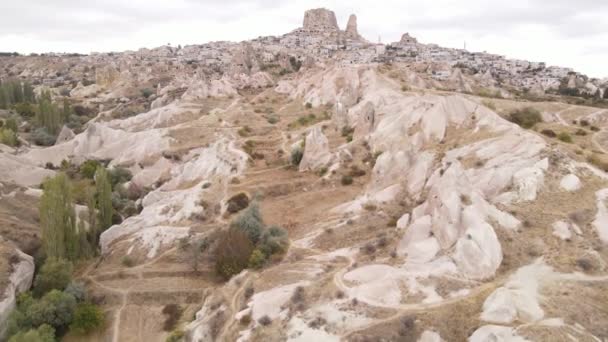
[32,127,56,146]
[166,330,185,342]
[226,193,250,214]
[13,102,36,117]
[230,203,264,244]
[33,259,73,297]
[8,324,55,342]
[541,129,556,138]
[557,132,573,143]
[575,129,588,136]
[258,227,289,256]
[162,304,182,331]
[108,167,132,188]
[290,148,303,166]
[79,160,101,179]
[141,88,154,98]
[0,128,18,146]
[341,175,353,185]
[214,229,254,280]
[238,126,252,137]
[248,249,266,269]
[508,107,542,129]
[64,282,87,303]
[9,290,77,332]
[70,303,104,334]
[121,256,135,267]
[5,117,18,132]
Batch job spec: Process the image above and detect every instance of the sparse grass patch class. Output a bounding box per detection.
[557,132,573,143]
[587,154,608,172]
[482,100,496,110]
[238,126,252,137]
[121,256,135,267]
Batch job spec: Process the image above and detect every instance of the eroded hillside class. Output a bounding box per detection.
[1,7,608,342]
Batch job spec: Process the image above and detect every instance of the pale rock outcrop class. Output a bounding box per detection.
[418,330,444,342]
[0,244,35,337]
[345,14,361,40]
[23,122,172,168]
[275,80,295,94]
[289,66,363,109]
[469,325,530,342]
[511,158,549,202]
[352,101,375,139]
[560,173,581,192]
[552,220,581,240]
[100,139,248,256]
[55,125,75,144]
[181,77,238,101]
[592,188,608,243]
[480,260,550,324]
[231,72,274,89]
[229,43,261,75]
[0,152,55,187]
[299,127,332,172]
[186,295,228,341]
[95,65,120,87]
[69,82,101,98]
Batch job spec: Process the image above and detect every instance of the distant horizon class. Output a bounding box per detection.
[1,1,607,79]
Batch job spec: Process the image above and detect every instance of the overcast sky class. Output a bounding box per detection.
[1,0,607,78]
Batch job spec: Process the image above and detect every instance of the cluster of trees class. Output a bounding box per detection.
[6,159,143,339]
[40,166,114,261]
[6,259,104,341]
[0,79,35,108]
[0,79,92,147]
[215,203,289,279]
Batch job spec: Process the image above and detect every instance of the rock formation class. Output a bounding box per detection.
[303,8,339,31]
[345,14,360,39]
[302,8,339,32]
[55,125,75,144]
[0,239,35,338]
[298,126,332,172]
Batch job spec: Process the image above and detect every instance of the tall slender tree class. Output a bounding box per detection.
[95,167,113,231]
[85,187,99,250]
[40,173,78,260]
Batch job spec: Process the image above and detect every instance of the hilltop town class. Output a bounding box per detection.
[3,8,607,103]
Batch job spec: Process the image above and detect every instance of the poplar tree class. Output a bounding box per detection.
[95,167,113,231]
[40,173,78,260]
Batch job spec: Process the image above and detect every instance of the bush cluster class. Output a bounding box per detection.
[508,107,542,129]
[7,259,104,340]
[215,203,288,280]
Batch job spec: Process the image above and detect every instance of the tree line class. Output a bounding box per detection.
[5,165,116,341]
